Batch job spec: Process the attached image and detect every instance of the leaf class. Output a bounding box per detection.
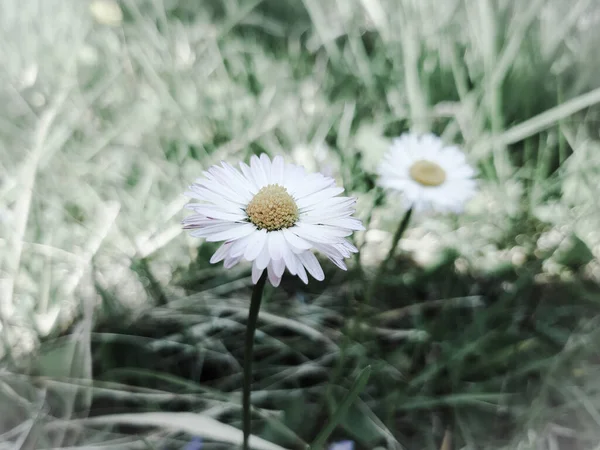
[440,429,452,450]
[263,392,312,447]
[35,339,80,379]
[339,399,387,447]
[553,233,594,269]
[71,412,289,450]
[310,366,372,450]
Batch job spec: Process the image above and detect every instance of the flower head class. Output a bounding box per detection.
[378,133,477,212]
[183,154,364,287]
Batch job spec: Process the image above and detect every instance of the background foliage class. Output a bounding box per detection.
[1,0,600,448]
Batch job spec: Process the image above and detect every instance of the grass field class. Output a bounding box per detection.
[2,0,600,449]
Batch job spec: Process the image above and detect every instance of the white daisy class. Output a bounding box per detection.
[183,154,364,287]
[378,133,477,212]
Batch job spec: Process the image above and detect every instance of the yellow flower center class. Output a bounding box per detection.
[246,184,298,231]
[409,160,446,187]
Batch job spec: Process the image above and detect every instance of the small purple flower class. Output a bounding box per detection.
[329,441,354,450]
[183,437,203,450]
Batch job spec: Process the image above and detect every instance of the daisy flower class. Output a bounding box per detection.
[89,0,123,26]
[183,154,364,287]
[378,133,477,212]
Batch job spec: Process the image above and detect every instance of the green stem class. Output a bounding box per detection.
[366,206,413,305]
[243,271,268,450]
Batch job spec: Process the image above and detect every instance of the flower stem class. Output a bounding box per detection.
[243,271,268,450]
[366,206,413,304]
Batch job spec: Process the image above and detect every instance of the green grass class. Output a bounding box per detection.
[2,0,600,448]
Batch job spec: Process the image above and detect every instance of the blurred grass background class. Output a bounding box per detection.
[2,0,600,448]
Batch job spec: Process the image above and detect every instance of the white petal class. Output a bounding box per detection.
[250,155,269,187]
[208,165,252,202]
[312,242,346,260]
[320,217,365,230]
[210,242,232,264]
[228,234,255,258]
[182,213,227,225]
[301,210,355,224]
[272,257,286,278]
[448,165,476,180]
[282,245,298,275]
[281,164,306,195]
[255,244,271,270]
[243,228,267,261]
[267,263,282,287]
[223,254,242,269]
[282,228,313,252]
[290,174,335,199]
[297,251,325,281]
[221,162,257,196]
[189,223,242,238]
[271,155,285,185]
[259,154,273,182]
[187,205,246,222]
[378,178,411,191]
[205,223,257,242]
[183,216,230,230]
[301,213,352,225]
[300,197,356,215]
[195,178,247,205]
[340,240,359,254]
[296,186,345,209]
[186,186,246,208]
[294,223,352,243]
[329,257,347,271]
[252,264,264,283]
[267,231,286,260]
[301,208,357,223]
[239,162,258,191]
[296,261,308,284]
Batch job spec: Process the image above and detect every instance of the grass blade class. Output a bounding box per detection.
[310,365,372,450]
[62,412,289,450]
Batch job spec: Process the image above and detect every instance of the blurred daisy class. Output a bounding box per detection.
[378,133,477,213]
[183,154,363,287]
[90,0,123,26]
